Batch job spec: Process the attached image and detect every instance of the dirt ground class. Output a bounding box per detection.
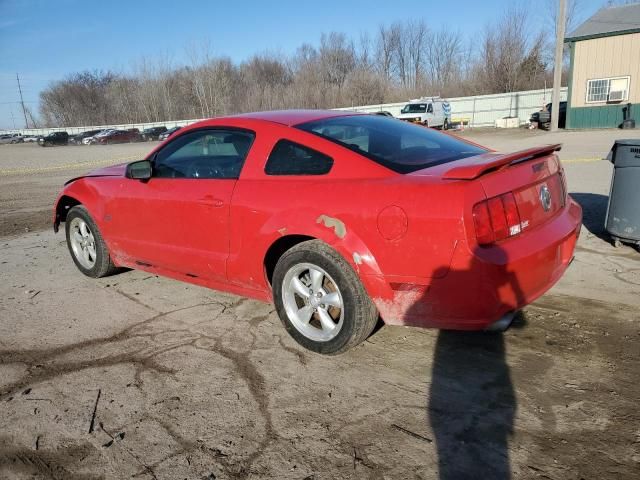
[0,129,639,479]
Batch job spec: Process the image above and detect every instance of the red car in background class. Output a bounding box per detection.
[53,110,581,354]
[97,129,141,144]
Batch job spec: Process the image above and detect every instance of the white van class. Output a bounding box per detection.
[397,97,451,129]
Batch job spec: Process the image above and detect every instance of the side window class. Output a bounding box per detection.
[154,129,254,179]
[265,140,333,176]
[427,103,434,113]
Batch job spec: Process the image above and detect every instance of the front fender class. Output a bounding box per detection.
[53,179,105,233]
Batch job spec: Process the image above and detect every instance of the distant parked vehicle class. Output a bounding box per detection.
[38,131,69,146]
[83,129,115,145]
[0,134,23,144]
[70,129,104,145]
[158,126,181,141]
[97,129,141,145]
[141,126,167,141]
[23,135,39,143]
[530,102,567,130]
[398,97,451,129]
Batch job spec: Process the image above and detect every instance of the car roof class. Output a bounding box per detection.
[230,109,364,126]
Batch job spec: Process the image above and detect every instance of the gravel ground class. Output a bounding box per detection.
[0,130,639,479]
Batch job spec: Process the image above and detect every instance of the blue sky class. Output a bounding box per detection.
[0,0,607,129]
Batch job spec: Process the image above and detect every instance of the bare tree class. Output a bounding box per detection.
[426,29,464,92]
[38,13,557,127]
[405,20,429,89]
[375,23,400,80]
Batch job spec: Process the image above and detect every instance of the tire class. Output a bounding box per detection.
[272,240,378,355]
[65,205,118,278]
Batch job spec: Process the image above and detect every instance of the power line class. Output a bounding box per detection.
[0,100,38,105]
[16,73,29,129]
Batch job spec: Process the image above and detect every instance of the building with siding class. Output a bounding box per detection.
[565,3,640,129]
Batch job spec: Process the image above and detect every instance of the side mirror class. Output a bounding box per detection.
[126,160,152,180]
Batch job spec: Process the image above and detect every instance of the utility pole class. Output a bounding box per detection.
[16,73,29,129]
[551,0,566,132]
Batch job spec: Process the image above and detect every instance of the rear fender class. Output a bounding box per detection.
[261,212,437,326]
[263,210,382,275]
[258,210,386,296]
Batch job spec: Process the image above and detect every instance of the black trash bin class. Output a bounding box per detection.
[605,139,640,248]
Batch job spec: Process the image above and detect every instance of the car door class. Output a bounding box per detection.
[107,127,255,282]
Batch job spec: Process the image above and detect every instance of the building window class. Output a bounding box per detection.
[586,76,630,103]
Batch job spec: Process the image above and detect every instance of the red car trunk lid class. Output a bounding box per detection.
[414,144,566,234]
[472,147,565,233]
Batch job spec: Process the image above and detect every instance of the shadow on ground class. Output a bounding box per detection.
[570,192,609,241]
[427,314,527,479]
[405,244,529,479]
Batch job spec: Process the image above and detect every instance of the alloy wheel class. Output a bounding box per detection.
[282,263,344,342]
[69,217,97,269]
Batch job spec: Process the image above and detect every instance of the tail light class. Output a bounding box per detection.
[473,192,522,245]
[558,169,568,206]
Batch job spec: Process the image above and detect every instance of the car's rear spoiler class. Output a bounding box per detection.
[443,144,562,180]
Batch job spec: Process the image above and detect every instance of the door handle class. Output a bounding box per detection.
[197,196,224,208]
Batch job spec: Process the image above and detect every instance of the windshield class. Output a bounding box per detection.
[401,103,427,114]
[296,115,487,174]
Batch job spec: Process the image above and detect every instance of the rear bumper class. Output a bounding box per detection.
[371,198,582,330]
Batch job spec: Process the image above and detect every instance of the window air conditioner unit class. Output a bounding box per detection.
[608,90,624,102]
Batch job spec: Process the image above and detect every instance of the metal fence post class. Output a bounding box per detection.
[471,98,476,128]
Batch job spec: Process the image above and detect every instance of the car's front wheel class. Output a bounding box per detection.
[65,205,118,278]
[273,240,378,355]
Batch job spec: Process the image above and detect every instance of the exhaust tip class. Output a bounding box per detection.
[484,311,517,332]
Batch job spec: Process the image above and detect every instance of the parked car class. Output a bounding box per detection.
[69,129,104,145]
[83,129,115,145]
[54,110,581,354]
[38,131,69,146]
[97,129,141,145]
[158,126,181,141]
[23,135,39,143]
[398,97,451,129]
[0,133,23,144]
[531,102,567,129]
[141,126,167,141]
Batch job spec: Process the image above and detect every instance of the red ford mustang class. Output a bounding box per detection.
[53,110,582,354]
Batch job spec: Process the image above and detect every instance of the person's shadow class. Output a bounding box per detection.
[410,246,526,479]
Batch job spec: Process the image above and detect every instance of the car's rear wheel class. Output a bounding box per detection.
[273,240,378,355]
[65,205,118,278]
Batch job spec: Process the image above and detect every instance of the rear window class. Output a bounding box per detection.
[296,115,486,174]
